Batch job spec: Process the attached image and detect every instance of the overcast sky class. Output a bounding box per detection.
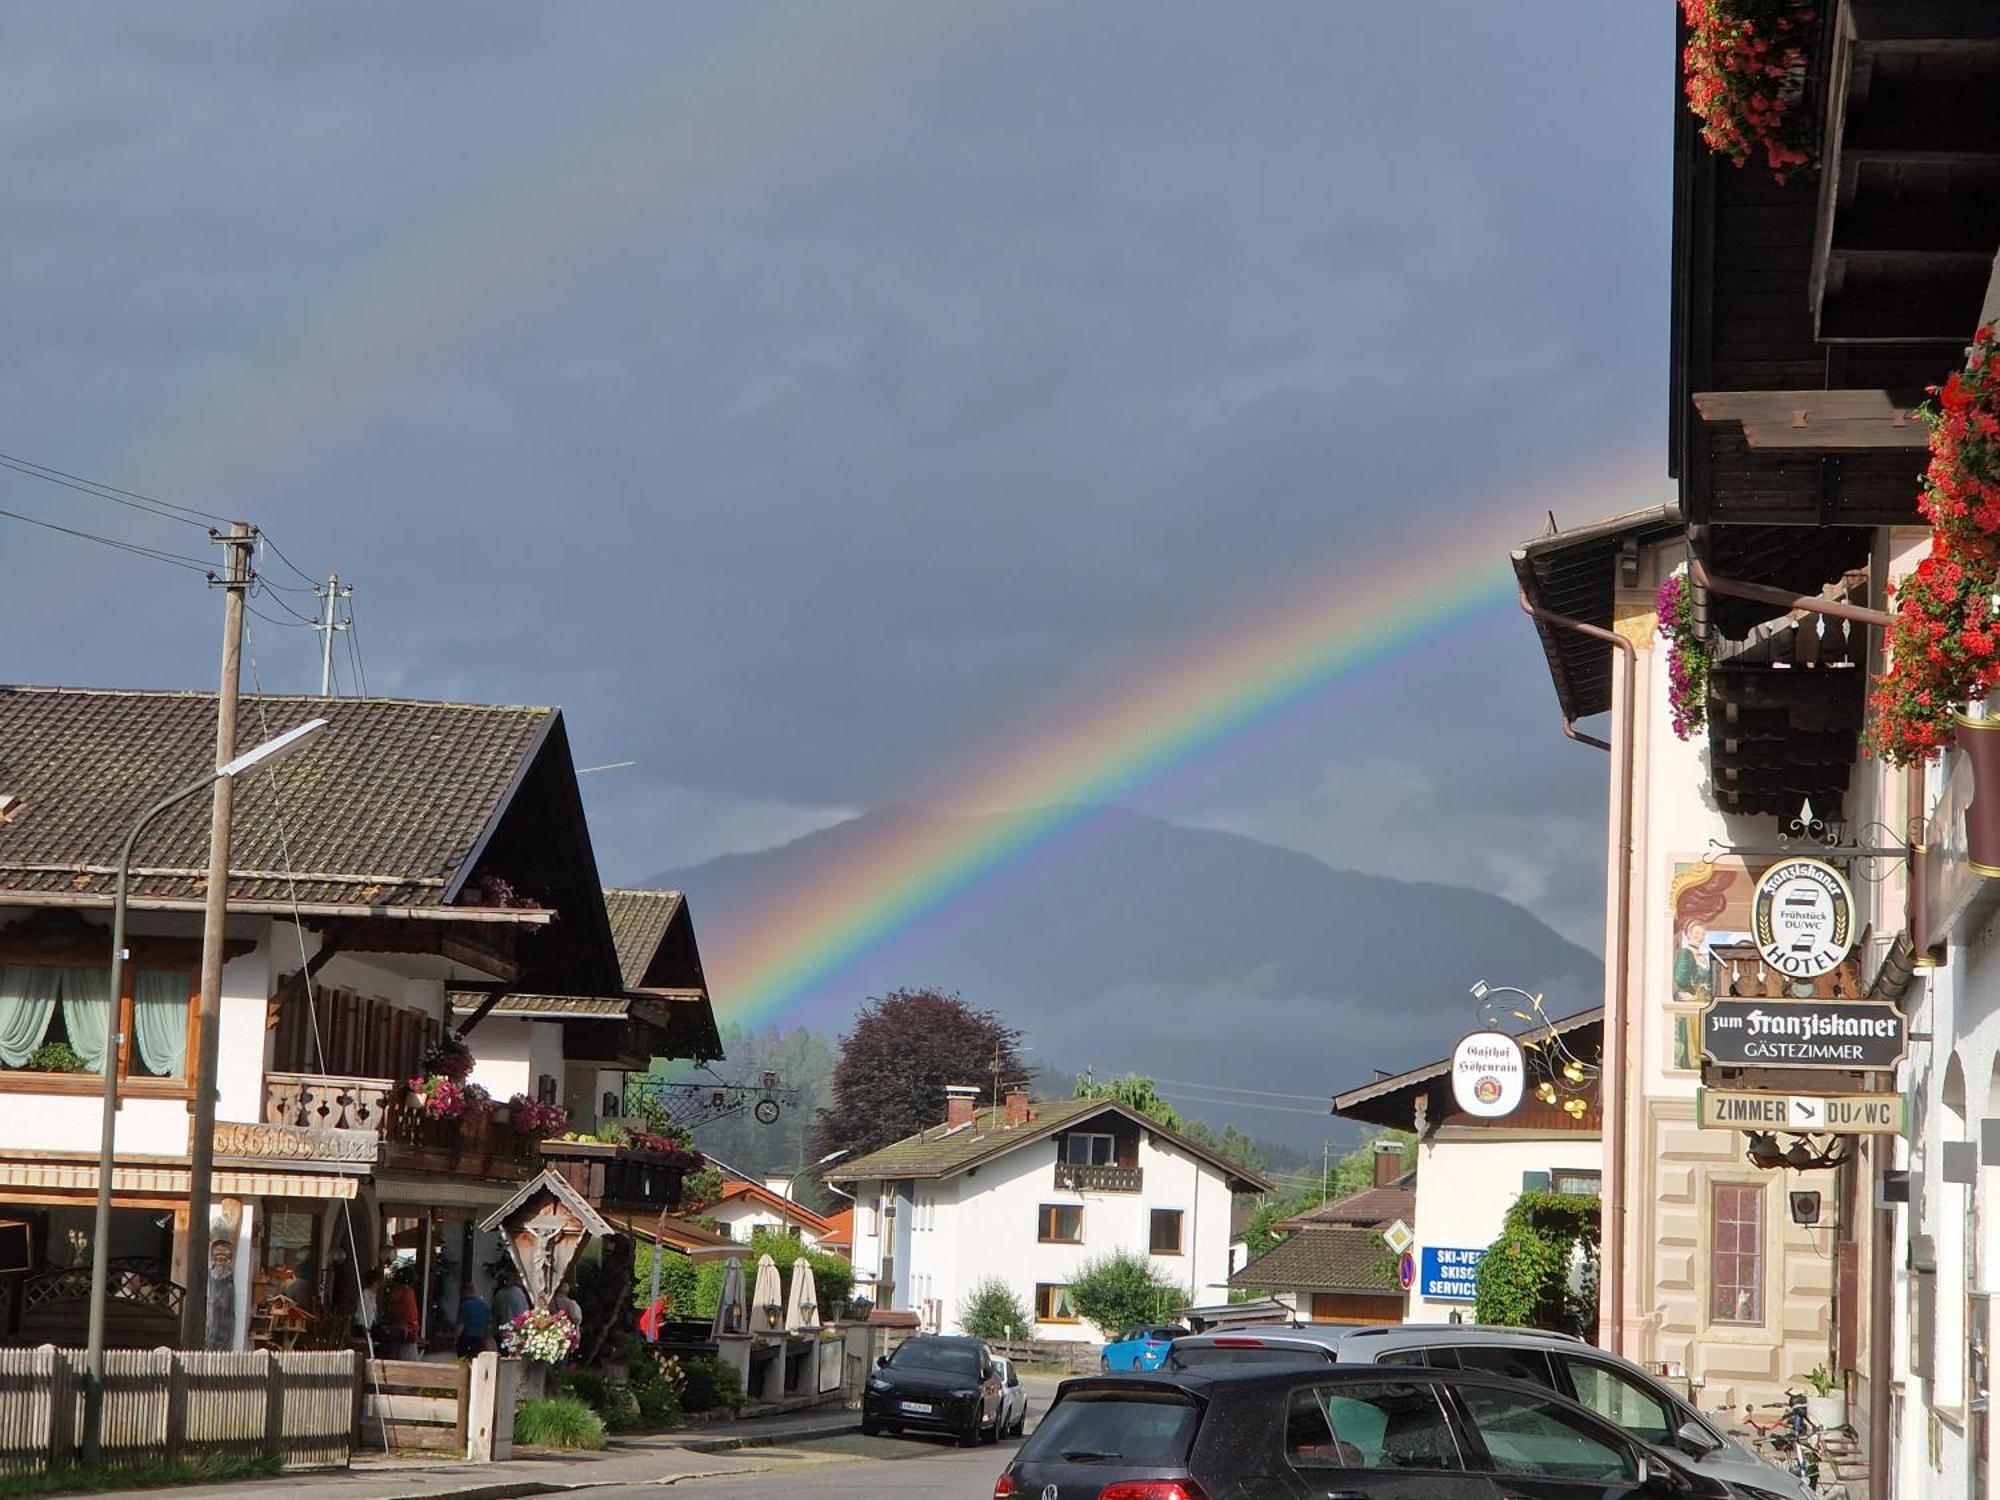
[0,3,1675,953]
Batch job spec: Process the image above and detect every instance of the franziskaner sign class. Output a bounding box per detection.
[1699,998,1907,1071]
[1750,857,1856,978]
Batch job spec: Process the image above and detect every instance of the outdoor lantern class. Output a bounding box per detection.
[724,1300,745,1332]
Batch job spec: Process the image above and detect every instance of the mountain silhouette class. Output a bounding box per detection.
[650,806,1602,1151]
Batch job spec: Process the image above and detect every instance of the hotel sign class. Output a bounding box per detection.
[1700,998,1907,1071]
[1697,1089,1908,1135]
[1750,858,1855,978]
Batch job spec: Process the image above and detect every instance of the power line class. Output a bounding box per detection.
[1151,1076,1335,1104]
[250,582,322,628]
[0,507,215,574]
[244,600,314,632]
[345,609,371,697]
[1156,1092,1332,1117]
[255,530,323,590]
[0,448,230,526]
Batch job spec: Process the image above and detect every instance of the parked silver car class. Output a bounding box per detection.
[1168,1321,1813,1500]
[990,1354,1029,1438]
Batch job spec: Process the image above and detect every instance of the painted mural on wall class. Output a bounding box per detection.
[1669,862,1742,1071]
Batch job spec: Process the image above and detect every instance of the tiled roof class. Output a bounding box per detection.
[714,1180,835,1235]
[1278,1180,1414,1232]
[830,1097,1271,1193]
[1232,1226,1397,1294]
[603,888,685,988]
[821,1207,853,1250]
[0,687,554,912]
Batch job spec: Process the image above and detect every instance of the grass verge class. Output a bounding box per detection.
[0,1452,281,1497]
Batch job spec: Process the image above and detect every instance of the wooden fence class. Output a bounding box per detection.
[0,1348,355,1474]
[986,1338,1101,1373]
[358,1354,513,1461]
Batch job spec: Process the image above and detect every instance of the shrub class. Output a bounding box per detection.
[631,1243,704,1316]
[960,1277,1033,1341]
[513,1396,607,1450]
[679,1355,744,1415]
[1473,1191,1601,1336]
[1067,1250,1183,1338]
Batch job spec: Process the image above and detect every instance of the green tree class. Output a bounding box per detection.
[810,989,1026,1161]
[1473,1191,1600,1335]
[960,1277,1034,1340]
[1075,1073,1184,1129]
[1068,1250,1183,1337]
[1071,1075,1267,1175]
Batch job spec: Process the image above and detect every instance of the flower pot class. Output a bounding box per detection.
[1806,1392,1845,1428]
[1957,715,2000,874]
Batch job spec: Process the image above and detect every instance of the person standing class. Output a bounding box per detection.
[492,1272,530,1349]
[455,1284,492,1358]
[382,1268,421,1359]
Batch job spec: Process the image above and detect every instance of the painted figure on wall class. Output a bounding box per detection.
[1671,865,1734,1005]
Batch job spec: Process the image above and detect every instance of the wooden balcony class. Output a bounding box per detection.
[257,1072,539,1180]
[539,1139,690,1214]
[1054,1163,1143,1193]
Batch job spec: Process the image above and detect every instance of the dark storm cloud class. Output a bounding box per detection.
[0,2,1672,945]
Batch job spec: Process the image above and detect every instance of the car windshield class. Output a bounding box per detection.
[1018,1392,1201,1465]
[890,1342,981,1378]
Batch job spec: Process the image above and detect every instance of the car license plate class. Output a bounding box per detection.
[899,1401,933,1415]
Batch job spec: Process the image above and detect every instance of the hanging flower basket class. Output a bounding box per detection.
[419,1035,475,1083]
[1679,0,1817,182]
[1867,326,2000,764]
[502,1306,580,1366]
[1657,569,1712,740]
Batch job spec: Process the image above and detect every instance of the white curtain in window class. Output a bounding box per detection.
[0,965,61,1067]
[62,967,113,1074]
[133,970,188,1078]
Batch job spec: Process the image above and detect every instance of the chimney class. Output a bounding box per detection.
[764,1174,795,1201]
[1004,1089,1031,1127]
[945,1084,980,1128]
[1373,1139,1405,1187]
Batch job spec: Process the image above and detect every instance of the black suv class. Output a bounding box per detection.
[993,1365,1735,1499]
[862,1334,1006,1446]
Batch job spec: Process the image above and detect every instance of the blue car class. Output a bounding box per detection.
[1099,1323,1189,1371]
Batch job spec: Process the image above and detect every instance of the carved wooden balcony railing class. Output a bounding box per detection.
[540,1139,690,1213]
[1053,1163,1143,1193]
[265,1072,394,1132]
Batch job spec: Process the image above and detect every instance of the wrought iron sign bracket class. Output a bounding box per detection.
[1703,809,1911,878]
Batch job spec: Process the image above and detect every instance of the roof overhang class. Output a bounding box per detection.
[1511,506,1683,722]
[1333,1007,1604,1131]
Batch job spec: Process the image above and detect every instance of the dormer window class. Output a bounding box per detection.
[1063,1132,1115,1167]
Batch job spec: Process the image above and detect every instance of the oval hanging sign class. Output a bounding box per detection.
[1451,1030,1524,1118]
[1752,857,1856,979]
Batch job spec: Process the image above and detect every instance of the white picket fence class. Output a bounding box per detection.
[0,1347,355,1473]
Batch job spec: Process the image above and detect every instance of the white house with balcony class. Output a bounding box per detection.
[0,686,719,1351]
[829,1088,1268,1341]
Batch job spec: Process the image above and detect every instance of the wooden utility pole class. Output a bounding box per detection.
[183,521,252,1349]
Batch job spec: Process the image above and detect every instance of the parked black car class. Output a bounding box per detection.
[862,1334,1006,1445]
[992,1365,1737,1499]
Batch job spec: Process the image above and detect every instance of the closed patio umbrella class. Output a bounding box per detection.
[751,1253,784,1331]
[785,1257,819,1332]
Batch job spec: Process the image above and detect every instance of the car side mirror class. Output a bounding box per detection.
[1673,1418,1721,1458]
[876,1354,889,1368]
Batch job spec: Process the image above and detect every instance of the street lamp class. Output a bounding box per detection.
[82,718,327,1465]
[813,1148,854,1205]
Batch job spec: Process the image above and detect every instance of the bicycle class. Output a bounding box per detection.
[1738,1388,1851,1496]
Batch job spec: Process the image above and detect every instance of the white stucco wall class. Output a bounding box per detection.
[1407,1132,1601,1320]
[467,1018,565,1105]
[846,1118,1238,1341]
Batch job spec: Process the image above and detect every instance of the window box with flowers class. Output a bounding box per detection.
[1679,0,1818,182]
[1866,326,2000,768]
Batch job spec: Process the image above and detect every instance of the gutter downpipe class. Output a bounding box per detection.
[1518,589,1635,1356]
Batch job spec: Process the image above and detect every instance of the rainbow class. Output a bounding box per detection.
[709,453,1663,1026]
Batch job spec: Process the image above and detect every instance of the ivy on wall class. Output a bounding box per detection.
[1472,1191,1601,1336]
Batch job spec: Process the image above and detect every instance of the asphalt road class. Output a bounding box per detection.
[608,1372,1067,1498]
[604,1432,1028,1496]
